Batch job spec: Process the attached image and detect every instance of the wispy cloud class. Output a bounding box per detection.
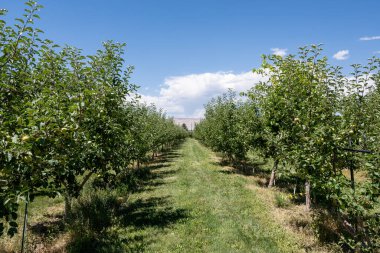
[333,50,350,60]
[375,51,380,54]
[271,48,287,57]
[140,71,267,118]
[360,36,380,41]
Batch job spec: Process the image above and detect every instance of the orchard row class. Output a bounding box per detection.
[0,2,187,237]
[194,46,380,251]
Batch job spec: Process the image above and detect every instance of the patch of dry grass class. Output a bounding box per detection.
[341,169,368,183]
[0,197,68,253]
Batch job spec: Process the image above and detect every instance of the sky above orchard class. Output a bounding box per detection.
[2,0,380,117]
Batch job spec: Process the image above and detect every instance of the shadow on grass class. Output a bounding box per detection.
[213,158,305,196]
[23,213,67,252]
[119,196,188,228]
[213,160,270,178]
[134,165,179,194]
[118,196,188,252]
[144,150,181,170]
[29,214,65,238]
[67,147,188,253]
[158,154,181,164]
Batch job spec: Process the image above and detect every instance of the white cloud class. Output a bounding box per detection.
[360,36,380,41]
[139,71,267,118]
[375,51,380,54]
[140,94,185,114]
[333,50,350,60]
[271,48,287,57]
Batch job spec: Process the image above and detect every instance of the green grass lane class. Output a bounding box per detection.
[127,138,300,253]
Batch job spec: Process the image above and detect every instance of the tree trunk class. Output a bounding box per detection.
[64,194,72,220]
[137,160,140,169]
[79,171,94,191]
[268,159,278,188]
[305,180,311,211]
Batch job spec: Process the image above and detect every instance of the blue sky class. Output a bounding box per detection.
[2,0,380,117]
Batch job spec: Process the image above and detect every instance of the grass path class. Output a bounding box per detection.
[126,138,301,253]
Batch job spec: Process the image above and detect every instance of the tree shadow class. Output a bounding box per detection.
[12,147,185,253]
[24,213,67,253]
[118,198,188,252]
[66,147,188,252]
[119,150,182,195]
[214,155,311,207]
[66,194,188,253]
[115,149,188,251]
[213,157,305,195]
[119,196,188,228]
[29,214,65,238]
[145,163,170,171]
[158,155,181,164]
[213,160,270,178]
[134,165,179,193]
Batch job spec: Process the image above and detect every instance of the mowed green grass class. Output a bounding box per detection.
[127,138,300,253]
[0,139,303,252]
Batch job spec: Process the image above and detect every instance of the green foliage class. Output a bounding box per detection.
[70,190,119,234]
[194,90,250,163]
[197,45,380,251]
[0,1,187,237]
[68,188,126,253]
